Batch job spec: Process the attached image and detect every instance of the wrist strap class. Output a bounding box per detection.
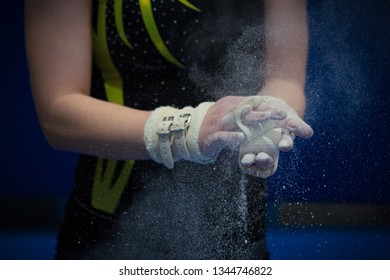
[171,113,192,161]
[144,102,214,169]
[156,116,175,169]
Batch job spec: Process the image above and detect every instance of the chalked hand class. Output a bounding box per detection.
[235,95,313,178]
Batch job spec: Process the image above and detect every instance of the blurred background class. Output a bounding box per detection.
[1,0,389,259]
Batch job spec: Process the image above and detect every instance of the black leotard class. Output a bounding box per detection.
[56,0,268,259]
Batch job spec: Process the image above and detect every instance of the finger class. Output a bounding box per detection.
[270,108,287,120]
[255,102,287,120]
[255,152,274,169]
[241,153,256,166]
[252,95,265,108]
[285,118,314,139]
[239,104,252,116]
[296,122,314,139]
[241,111,271,126]
[278,129,294,152]
[255,102,272,112]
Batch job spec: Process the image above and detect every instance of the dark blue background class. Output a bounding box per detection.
[270,0,390,203]
[1,0,78,197]
[0,0,389,259]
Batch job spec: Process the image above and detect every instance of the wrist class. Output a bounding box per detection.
[259,80,306,117]
[143,102,215,169]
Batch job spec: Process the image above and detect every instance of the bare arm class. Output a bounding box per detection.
[25,0,151,160]
[261,0,308,117]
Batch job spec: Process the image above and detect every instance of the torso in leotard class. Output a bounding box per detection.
[56,0,268,260]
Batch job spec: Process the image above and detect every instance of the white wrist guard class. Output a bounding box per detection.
[144,102,215,169]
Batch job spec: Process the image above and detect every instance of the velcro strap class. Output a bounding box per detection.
[171,113,192,160]
[144,102,215,169]
[156,116,175,169]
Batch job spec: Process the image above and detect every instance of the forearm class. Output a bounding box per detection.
[261,0,308,117]
[40,92,151,160]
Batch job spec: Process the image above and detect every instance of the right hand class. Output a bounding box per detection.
[235,96,313,178]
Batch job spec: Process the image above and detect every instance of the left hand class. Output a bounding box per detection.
[236,96,313,178]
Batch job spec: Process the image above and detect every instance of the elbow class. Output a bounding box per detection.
[39,118,70,151]
[36,96,76,151]
[32,89,86,151]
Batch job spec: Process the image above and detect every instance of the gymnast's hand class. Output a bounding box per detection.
[236,95,313,178]
[198,95,285,160]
